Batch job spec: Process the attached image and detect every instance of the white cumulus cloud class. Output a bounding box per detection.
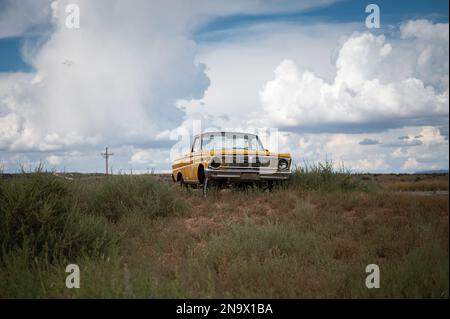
[402,157,420,170]
[259,21,449,133]
[0,0,210,152]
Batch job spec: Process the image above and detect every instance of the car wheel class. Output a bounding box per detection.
[180,176,187,188]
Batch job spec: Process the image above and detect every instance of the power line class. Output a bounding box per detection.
[100,147,114,176]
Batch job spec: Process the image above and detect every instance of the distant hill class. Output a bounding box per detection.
[414,169,449,174]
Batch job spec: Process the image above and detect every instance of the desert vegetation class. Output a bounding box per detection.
[0,165,448,298]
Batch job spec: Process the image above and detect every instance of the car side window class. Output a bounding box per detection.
[192,137,201,152]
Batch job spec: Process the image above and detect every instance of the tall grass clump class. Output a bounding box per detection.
[74,175,185,221]
[0,172,118,264]
[288,159,370,192]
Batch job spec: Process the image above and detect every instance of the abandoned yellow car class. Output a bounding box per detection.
[172,132,292,193]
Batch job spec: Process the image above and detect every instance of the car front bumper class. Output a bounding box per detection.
[205,168,291,181]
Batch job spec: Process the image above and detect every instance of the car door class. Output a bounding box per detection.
[187,136,202,181]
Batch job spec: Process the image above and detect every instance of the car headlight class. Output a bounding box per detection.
[278,158,289,170]
[210,157,221,169]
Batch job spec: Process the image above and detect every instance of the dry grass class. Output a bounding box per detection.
[0,171,448,298]
[371,174,449,191]
[125,187,447,298]
[387,179,449,192]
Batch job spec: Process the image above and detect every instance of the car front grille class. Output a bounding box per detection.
[216,154,278,169]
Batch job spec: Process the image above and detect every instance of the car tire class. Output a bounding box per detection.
[180,176,187,188]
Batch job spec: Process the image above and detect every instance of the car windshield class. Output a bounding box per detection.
[201,133,265,151]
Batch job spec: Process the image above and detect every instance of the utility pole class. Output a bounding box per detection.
[100,147,114,176]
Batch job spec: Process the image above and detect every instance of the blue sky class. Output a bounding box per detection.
[2,0,448,71]
[0,37,31,72]
[0,0,448,173]
[195,0,448,37]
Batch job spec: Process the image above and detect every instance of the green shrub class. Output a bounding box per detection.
[0,173,118,263]
[288,159,372,192]
[73,175,185,221]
